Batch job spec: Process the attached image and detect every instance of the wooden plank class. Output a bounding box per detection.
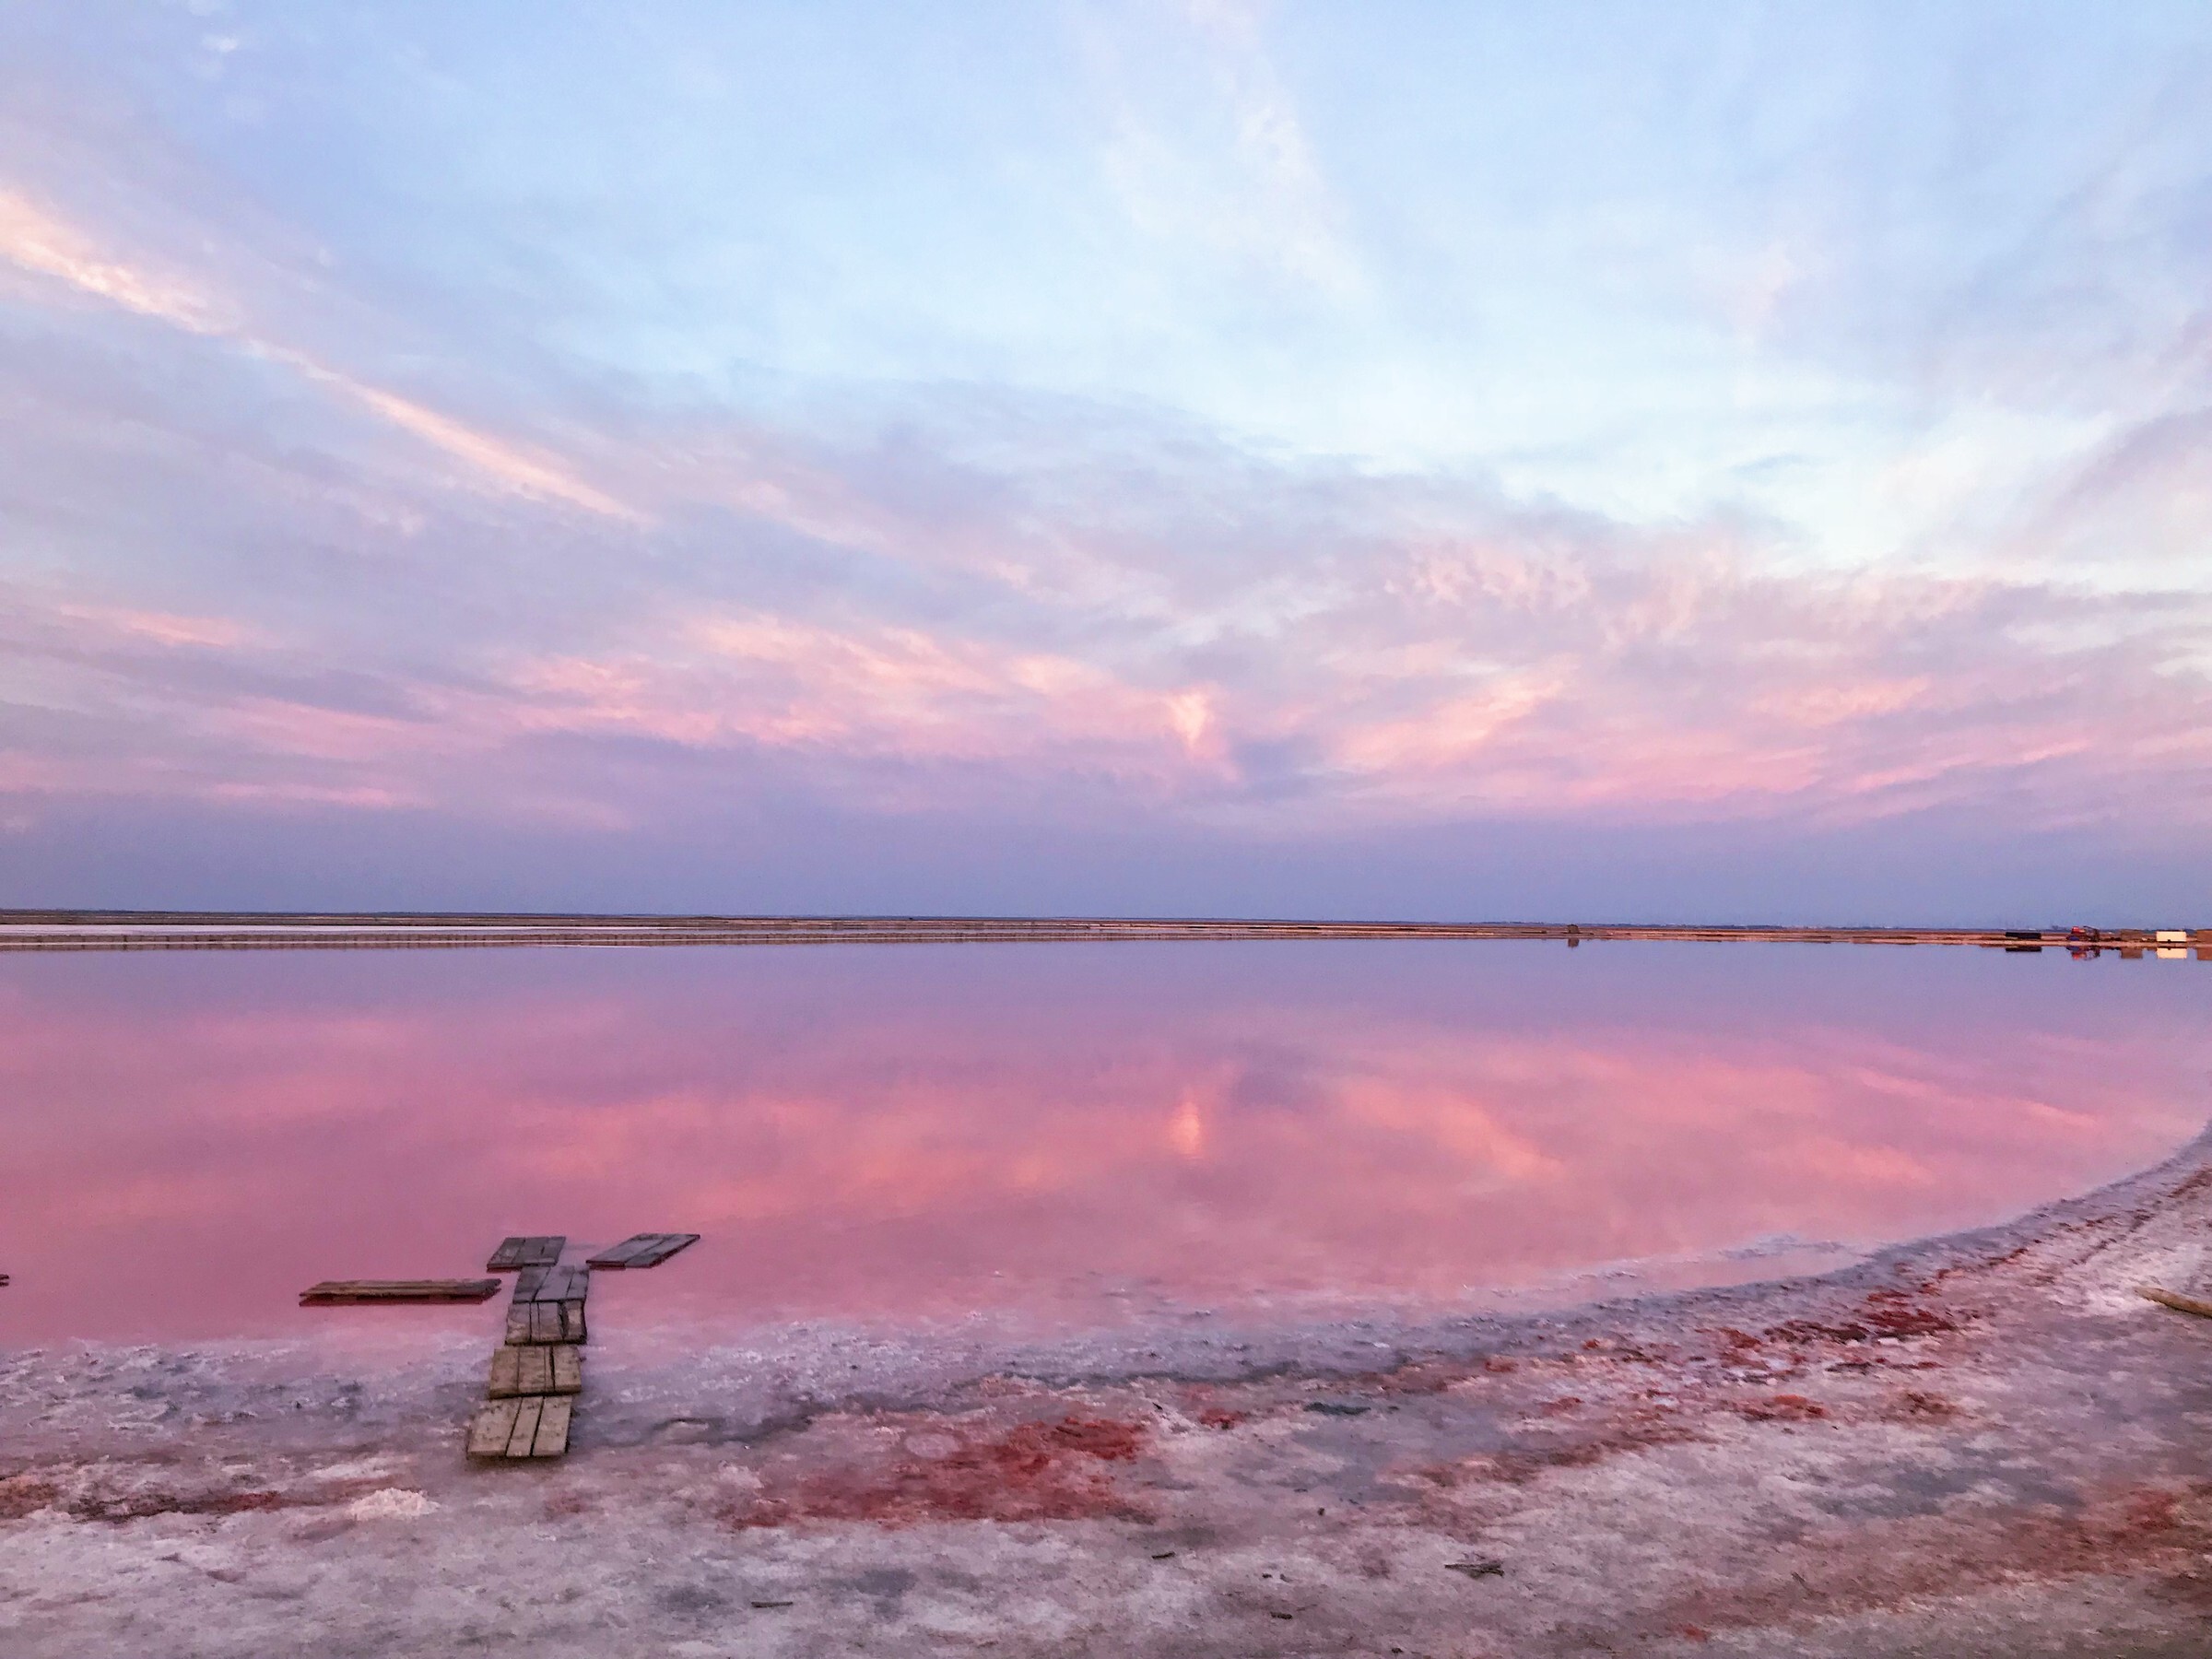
[529,1303,563,1344]
[488,1343,582,1396]
[517,1264,591,1304]
[487,1236,565,1272]
[531,1395,572,1457]
[631,1232,699,1268]
[518,1345,553,1394]
[2138,1285,2212,1318]
[300,1279,499,1304]
[467,1399,522,1458]
[586,1234,658,1268]
[587,1232,699,1269]
[561,1300,588,1343]
[504,1397,544,1458]
[504,1305,533,1347]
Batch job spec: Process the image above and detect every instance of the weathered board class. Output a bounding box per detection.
[532,1396,572,1457]
[586,1232,700,1269]
[515,1264,590,1303]
[504,1397,544,1457]
[467,1399,522,1458]
[487,1236,565,1272]
[562,1300,588,1342]
[552,1344,582,1394]
[504,1304,533,1347]
[300,1279,500,1305]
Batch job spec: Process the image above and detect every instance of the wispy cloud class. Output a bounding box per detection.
[0,188,632,519]
[3,5,2209,908]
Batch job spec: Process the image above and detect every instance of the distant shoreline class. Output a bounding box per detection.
[0,910,2204,953]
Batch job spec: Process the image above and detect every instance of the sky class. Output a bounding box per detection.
[2,1,2208,922]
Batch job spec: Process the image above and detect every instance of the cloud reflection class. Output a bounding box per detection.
[2,943,2200,1343]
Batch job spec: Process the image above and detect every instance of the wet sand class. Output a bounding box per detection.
[8,1131,2212,1655]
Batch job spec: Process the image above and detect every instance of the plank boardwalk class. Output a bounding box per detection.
[470,1227,690,1460]
[587,1232,700,1269]
[487,1236,564,1271]
[299,1279,499,1304]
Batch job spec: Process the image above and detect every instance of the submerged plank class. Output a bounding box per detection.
[516,1264,590,1304]
[587,1232,700,1269]
[532,1395,572,1457]
[487,1236,565,1272]
[586,1234,657,1268]
[300,1279,499,1305]
[504,1397,545,1458]
[467,1399,522,1458]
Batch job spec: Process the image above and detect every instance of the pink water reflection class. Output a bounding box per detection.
[1,942,2205,1343]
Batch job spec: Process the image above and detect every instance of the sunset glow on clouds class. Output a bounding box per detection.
[2,3,2208,915]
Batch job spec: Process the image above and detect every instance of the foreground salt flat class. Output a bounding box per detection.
[7,1139,2212,1657]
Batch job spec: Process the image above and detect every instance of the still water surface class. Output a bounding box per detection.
[2,941,2205,1345]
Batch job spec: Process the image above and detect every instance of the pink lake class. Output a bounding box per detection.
[1,939,2206,1345]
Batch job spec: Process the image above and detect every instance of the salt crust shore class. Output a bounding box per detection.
[7,1139,2212,1657]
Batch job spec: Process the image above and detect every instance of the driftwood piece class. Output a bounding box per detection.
[487,1236,565,1272]
[2137,1285,2212,1318]
[467,1399,522,1458]
[587,1232,700,1270]
[300,1279,499,1305]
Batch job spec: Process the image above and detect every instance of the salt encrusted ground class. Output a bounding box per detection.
[8,1136,2212,1657]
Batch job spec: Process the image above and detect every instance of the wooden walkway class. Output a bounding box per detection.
[3,911,2206,955]
[299,1230,696,1462]
[463,1232,694,1461]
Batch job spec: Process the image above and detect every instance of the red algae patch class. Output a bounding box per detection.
[1634,1479,2212,1644]
[721,1411,1151,1528]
